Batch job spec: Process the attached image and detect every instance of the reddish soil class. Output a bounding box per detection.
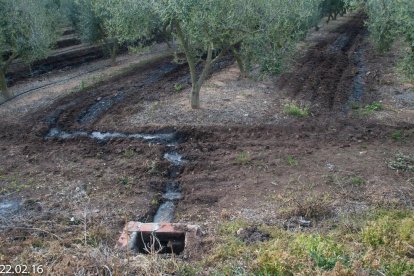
[0,13,413,273]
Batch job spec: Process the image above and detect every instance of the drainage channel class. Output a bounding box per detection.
[46,127,195,254]
[46,127,177,144]
[345,43,367,114]
[129,149,187,254]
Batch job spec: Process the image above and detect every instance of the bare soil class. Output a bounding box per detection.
[0,13,413,274]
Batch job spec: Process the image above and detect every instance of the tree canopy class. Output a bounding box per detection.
[100,0,323,108]
[364,0,414,77]
[0,0,59,99]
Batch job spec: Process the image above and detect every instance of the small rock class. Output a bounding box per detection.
[326,163,335,171]
[298,217,311,227]
[97,97,102,101]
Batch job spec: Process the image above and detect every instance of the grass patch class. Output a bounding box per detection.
[236,151,251,165]
[205,209,414,275]
[388,152,414,172]
[391,130,404,141]
[286,155,298,166]
[283,102,309,117]
[398,52,414,81]
[355,101,384,116]
[0,174,32,195]
[174,83,185,92]
[350,176,366,186]
[118,176,129,186]
[122,148,135,158]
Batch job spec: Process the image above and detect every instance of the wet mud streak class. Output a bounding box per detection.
[76,63,180,125]
[153,150,185,223]
[78,94,125,125]
[349,47,366,105]
[46,127,178,144]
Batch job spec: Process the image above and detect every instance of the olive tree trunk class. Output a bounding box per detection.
[0,68,13,99]
[110,43,118,65]
[232,48,247,78]
[176,22,226,109]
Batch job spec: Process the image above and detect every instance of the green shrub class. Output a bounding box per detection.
[283,103,309,117]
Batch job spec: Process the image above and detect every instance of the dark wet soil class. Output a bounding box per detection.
[237,226,271,244]
[278,14,369,114]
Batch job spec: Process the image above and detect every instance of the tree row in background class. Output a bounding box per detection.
[6,0,411,107]
[364,0,414,78]
[0,0,59,99]
[1,0,349,104]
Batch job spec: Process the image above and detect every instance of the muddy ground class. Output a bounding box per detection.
[0,13,413,274]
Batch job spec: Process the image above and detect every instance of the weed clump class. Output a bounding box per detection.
[236,151,251,165]
[391,130,403,141]
[388,152,414,172]
[206,210,414,275]
[287,155,298,166]
[283,102,309,117]
[174,83,184,92]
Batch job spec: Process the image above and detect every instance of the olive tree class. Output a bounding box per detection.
[157,0,259,108]
[74,0,121,64]
[365,0,414,77]
[0,0,58,99]
[103,0,323,109]
[239,0,322,75]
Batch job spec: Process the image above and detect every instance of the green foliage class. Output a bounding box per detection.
[350,176,366,186]
[362,212,414,249]
[118,176,129,186]
[92,0,160,44]
[365,0,414,78]
[399,52,414,80]
[59,0,79,27]
[236,151,251,165]
[287,156,299,166]
[391,130,403,141]
[0,0,59,98]
[241,0,322,75]
[174,83,184,92]
[98,0,324,108]
[387,152,414,172]
[320,0,348,23]
[365,101,383,112]
[294,234,347,270]
[283,102,310,117]
[384,260,414,276]
[355,101,384,115]
[122,148,135,158]
[207,210,414,275]
[75,0,103,44]
[0,0,59,67]
[1,1,57,59]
